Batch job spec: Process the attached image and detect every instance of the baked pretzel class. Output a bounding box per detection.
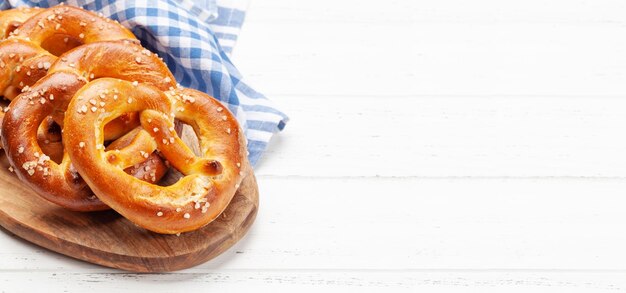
[0,7,78,54]
[0,5,136,100]
[1,40,176,211]
[0,7,42,39]
[36,115,132,163]
[0,7,43,149]
[64,79,249,234]
[106,127,169,183]
[0,6,139,156]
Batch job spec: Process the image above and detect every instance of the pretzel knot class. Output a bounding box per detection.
[63,78,249,234]
[0,5,136,100]
[1,40,176,211]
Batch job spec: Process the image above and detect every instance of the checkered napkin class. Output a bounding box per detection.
[0,0,288,166]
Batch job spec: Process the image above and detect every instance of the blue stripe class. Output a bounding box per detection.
[0,0,288,167]
[214,7,246,27]
[214,32,238,41]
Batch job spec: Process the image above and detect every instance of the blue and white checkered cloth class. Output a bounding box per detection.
[0,0,288,166]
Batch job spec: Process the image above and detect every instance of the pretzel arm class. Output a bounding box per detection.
[104,128,158,170]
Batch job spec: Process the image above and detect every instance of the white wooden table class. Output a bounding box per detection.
[4,0,626,291]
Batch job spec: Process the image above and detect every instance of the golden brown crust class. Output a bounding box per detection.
[1,40,176,211]
[0,5,250,234]
[0,7,43,39]
[0,7,82,56]
[0,5,137,100]
[107,127,169,183]
[2,71,100,210]
[64,79,249,234]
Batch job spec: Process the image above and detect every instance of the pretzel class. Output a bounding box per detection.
[0,7,42,39]
[0,7,78,54]
[106,127,169,183]
[0,6,139,157]
[9,6,85,57]
[36,115,131,163]
[1,40,176,211]
[0,5,136,100]
[64,79,249,234]
[0,7,43,149]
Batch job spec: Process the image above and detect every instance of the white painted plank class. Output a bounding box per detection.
[2,271,626,292]
[254,95,626,177]
[235,22,626,97]
[6,0,626,290]
[247,0,626,24]
[3,177,626,271]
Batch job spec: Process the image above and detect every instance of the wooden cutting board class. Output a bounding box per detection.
[0,154,259,272]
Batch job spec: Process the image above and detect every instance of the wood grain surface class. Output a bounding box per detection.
[0,159,259,272]
[6,0,626,291]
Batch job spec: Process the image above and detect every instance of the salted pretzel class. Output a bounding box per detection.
[106,127,169,183]
[34,114,137,163]
[0,3,56,150]
[0,5,137,150]
[0,7,43,149]
[0,7,80,54]
[0,7,42,39]
[64,79,249,234]
[1,40,176,211]
[0,5,136,100]
[0,7,80,61]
